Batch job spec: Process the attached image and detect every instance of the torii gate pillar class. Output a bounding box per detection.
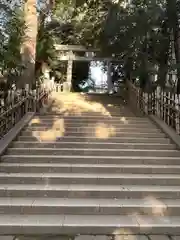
[66,59,73,91]
[64,51,73,92]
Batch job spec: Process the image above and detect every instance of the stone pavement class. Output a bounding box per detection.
[1,235,179,240]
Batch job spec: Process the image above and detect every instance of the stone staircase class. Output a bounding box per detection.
[1,93,180,236]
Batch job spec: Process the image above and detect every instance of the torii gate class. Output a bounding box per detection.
[54,44,116,93]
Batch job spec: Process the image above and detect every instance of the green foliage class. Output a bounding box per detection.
[49,0,170,83]
[0,3,26,77]
[3,9,25,74]
[72,0,106,47]
[99,0,175,88]
[1,0,180,90]
[49,0,106,46]
[36,21,56,70]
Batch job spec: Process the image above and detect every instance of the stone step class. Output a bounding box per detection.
[0,173,180,185]
[30,118,152,125]
[14,235,178,240]
[1,163,180,174]
[0,214,180,235]
[36,110,135,115]
[40,112,133,117]
[24,124,162,133]
[1,184,180,199]
[33,115,150,122]
[12,142,176,150]
[25,126,161,133]
[20,130,166,138]
[6,148,180,157]
[45,113,135,119]
[28,122,155,128]
[17,136,171,144]
[4,102,180,236]
[0,198,179,216]
[2,155,180,165]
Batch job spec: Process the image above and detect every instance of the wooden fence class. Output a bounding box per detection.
[127,81,180,135]
[0,83,51,139]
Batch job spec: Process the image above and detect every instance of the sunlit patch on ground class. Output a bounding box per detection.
[30,92,132,142]
[95,123,116,139]
[114,235,144,240]
[129,196,168,232]
[120,117,128,124]
[32,118,65,142]
[14,235,176,240]
[29,117,41,125]
[143,196,167,216]
[53,119,65,131]
[49,92,112,117]
[112,228,133,236]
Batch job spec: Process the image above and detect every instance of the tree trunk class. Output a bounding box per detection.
[157,20,170,88]
[18,0,38,89]
[173,27,180,93]
[124,57,133,81]
[167,0,180,93]
[139,35,149,91]
[157,60,168,88]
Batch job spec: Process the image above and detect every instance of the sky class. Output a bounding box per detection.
[89,61,108,87]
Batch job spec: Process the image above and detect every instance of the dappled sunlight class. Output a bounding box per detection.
[32,118,65,142]
[131,211,152,231]
[106,196,170,236]
[120,117,128,124]
[124,196,168,232]
[25,91,133,144]
[53,119,65,131]
[50,92,112,117]
[30,116,117,141]
[107,103,121,109]
[130,196,167,219]
[33,130,58,142]
[113,229,134,236]
[94,123,116,139]
[114,235,143,240]
[29,117,41,125]
[143,196,167,216]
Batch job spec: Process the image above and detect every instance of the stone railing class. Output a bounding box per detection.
[52,83,63,92]
[46,80,71,93]
[0,83,51,139]
[127,81,180,135]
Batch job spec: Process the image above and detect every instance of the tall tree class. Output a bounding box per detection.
[166,0,180,93]
[19,0,38,88]
[0,1,26,89]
